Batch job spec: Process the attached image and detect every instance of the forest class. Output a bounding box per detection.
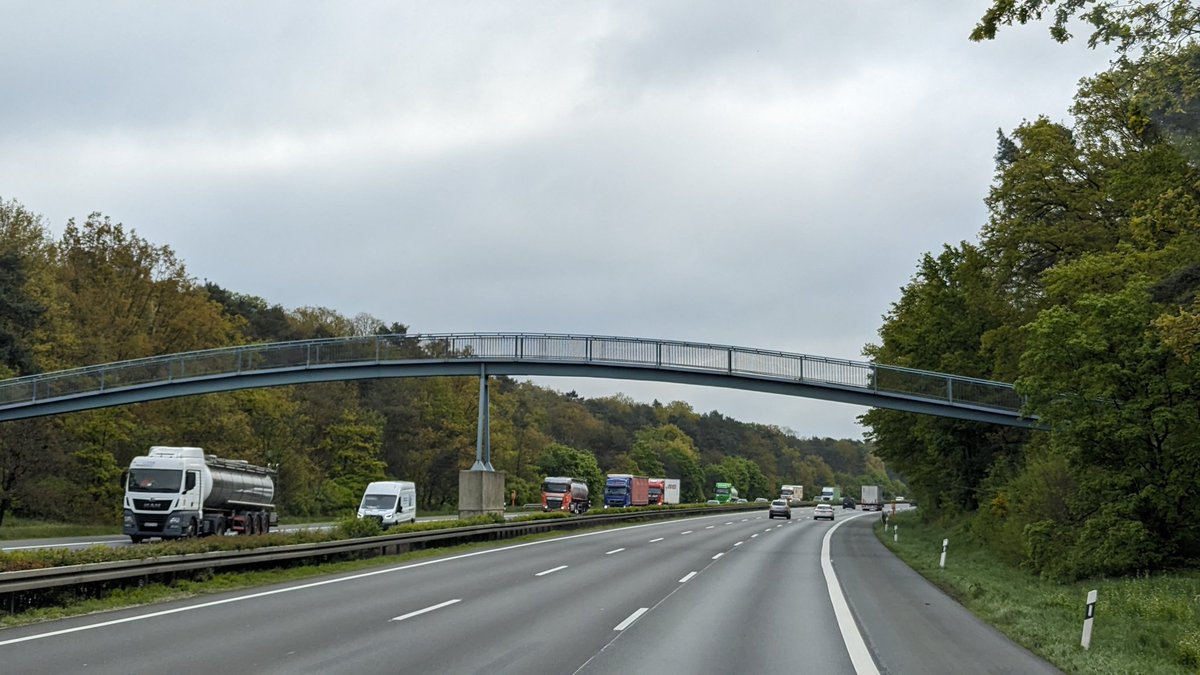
[864,1,1200,579]
[0,205,900,528]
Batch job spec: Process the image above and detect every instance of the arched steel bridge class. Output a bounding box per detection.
[0,332,1035,428]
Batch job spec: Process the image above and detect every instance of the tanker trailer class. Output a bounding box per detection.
[123,446,277,543]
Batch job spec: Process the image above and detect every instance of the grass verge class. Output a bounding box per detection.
[877,511,1200,674]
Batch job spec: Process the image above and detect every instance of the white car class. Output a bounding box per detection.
[814,503,835,521]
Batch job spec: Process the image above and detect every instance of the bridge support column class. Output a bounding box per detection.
[470,365,493,471]
[458,469,506,520]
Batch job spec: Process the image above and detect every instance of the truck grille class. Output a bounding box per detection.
[133,515,165,531]
[546,498,563,509]
[133,499,172,511]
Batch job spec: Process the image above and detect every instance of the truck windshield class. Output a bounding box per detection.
[715,486,730,496]
[542,483,569,493]
[361,494,399,510]
[128,469,183,494]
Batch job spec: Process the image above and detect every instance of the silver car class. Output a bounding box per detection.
[768,499,791,520]
[814,503,835,521]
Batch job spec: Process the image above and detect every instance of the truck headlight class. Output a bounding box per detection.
[168,516,181,526]
[123,513,134,526]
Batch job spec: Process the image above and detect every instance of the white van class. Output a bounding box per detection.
[357,481,417,528]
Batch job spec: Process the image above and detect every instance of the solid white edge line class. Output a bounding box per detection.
[605,548,625,555]
[821,513,881,675]
[0,514,725,647]
[535,565,568,577]
[613,607,649,631]
[678,571,697,583]
[390,598,461,622]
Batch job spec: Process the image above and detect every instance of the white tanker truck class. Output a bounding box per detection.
[123,446,277,543]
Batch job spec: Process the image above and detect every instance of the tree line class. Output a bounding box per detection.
[0,205,899,527]
[864,1,1200,579]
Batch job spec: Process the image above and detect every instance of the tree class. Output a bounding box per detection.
[314,408,388,513]
[535,443,604,503]
[971,0,1200,56]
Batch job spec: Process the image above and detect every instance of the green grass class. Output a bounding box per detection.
[0,519,121,540]
[877,512,1200,674]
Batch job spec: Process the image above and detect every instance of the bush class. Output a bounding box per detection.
[335,514,383,539]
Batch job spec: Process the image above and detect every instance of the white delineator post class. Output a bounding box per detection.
[1081,589,1097,649]
[893,524,898,543]
[940,538,948,568]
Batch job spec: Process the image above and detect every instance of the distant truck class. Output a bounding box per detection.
[780,484,803,505]
[820,486,842,502]
[123,446,276,543]
[357,481,418,528]
[542,476,591,514]
[860,485,883,511]
[647,478,666,505]
[714,482,739,504]
[604,474,649,508]
[663,478,681,505]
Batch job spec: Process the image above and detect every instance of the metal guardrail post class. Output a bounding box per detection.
[947,377,953,403]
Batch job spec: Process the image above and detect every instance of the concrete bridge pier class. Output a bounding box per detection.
[461,365,505,518]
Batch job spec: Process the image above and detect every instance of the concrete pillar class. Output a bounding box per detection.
[459,469,506,519]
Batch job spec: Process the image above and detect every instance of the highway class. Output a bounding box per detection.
[0,507,1058,674]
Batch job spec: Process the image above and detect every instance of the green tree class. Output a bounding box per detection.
[314,408,388,514]
[535,443,604,504]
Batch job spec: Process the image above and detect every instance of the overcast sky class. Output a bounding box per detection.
[1,2,1113,439]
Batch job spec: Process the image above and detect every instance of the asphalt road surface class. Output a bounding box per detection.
[0,507,1059,674]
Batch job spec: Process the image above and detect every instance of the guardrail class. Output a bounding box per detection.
[0,505,761,614]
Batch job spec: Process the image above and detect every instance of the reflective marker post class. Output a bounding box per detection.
[893,524,898,543]
[940,538,948,568]
[1081,589,1097,649]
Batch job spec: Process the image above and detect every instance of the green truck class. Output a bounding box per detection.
[714,482,739,503]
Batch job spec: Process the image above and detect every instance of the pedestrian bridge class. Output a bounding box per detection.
[0,332,1036,427]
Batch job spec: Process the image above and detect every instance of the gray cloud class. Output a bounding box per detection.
[0,2,1114,438]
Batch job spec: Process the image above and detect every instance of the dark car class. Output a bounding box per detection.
[842,497,856,509]
[768,499,791,520]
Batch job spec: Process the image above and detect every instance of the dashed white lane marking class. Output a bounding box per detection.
[614,608,650,631]
[724,521,733,525]
[734,541,744,546]
[750,534,759,538]
[390,599,461,622]
[535,565,568,577]
[712,552,724,560]
[649,537,664,543]
[605,548,625,555]
[678,571,697,583]
[0,516,712,648]
[705,525,715,529]
[680,530,693,535]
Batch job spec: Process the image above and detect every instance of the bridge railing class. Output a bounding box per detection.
[0,332,1024,414]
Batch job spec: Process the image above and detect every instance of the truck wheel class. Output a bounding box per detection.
[259,514,269,534]
[215,517,226,536]
[186,519,197,538]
